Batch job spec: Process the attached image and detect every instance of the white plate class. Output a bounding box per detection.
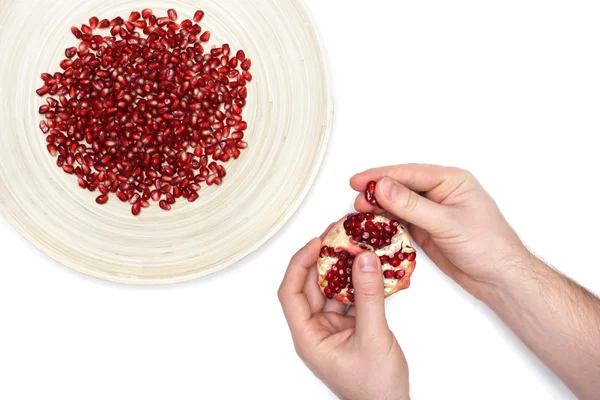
[0,0,332,284]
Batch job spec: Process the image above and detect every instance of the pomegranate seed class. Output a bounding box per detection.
[131,203,141,216]
[159,200,171,211]
[173,186,182,198]
[124,21,135,33]
[98,19,110,28]
[89,17,99,29]
[110,16,123,26]
[65,47,77,58]
[36,87,48,96]
[142,9,153,19]
[200,31,210,42]
[394,270,406,280]
[59,59,72,69]
[81,24,92,34]
[150,190,161,201]
[383,270,395,279]
[241,59,251,70]
[129,193,140,204]
[129,11,141,21]
[365,180,381,207]
[96,195,108,204]
[71,27,82,38]
[167,9,178,21]
[47,144,58,156]
[192,10,204,22]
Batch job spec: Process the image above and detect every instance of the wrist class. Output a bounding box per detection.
[479,248,550,309]
[476,245,538,305]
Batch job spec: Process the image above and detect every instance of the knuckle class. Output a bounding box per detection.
[402,189,420,213]
[293,342,308,360]
[357,281,382,300]
[288,252,300,266]
[457,167,474,181]
[277,285,285,302]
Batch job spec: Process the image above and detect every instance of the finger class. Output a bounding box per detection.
[303,264,325,313]
[323,298,347,314]
[353,193,387,214]
[376,177,453,235]
[350,164,469,203]
[278,238,322,335]
[320,222,348,314]
[320,223,335,240]
[325,312,356,331]
[351,252,389,342]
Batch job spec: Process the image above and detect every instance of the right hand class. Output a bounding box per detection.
[351,164,529,300]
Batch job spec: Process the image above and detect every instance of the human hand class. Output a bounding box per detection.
[278,238,410,400]
[351,164,528,300]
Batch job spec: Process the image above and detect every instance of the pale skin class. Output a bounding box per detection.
[278,164,600,400]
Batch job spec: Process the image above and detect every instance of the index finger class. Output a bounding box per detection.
[278,238,322,336]
[350,163,469,203]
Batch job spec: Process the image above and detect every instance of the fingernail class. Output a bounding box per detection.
[357,252,378,273]
[380,177,399,201]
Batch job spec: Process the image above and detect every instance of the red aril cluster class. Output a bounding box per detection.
[37,9,252,216]
[318,213,417,304]
[343,212,398,247]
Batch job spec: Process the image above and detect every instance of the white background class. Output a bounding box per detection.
[1,1,599,399]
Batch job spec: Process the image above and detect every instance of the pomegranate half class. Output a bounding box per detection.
[318,213,416,304]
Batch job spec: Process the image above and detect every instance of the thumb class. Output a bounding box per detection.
[352,251,389,342]
[376,177,451,234]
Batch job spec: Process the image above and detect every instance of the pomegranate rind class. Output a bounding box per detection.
[317,214,417,304]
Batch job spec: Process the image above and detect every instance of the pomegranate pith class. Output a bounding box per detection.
[318,213,417,304]
[36,9,252,216]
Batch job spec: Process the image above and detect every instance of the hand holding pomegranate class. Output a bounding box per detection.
[278,239,410,400]
[351,164,528,301]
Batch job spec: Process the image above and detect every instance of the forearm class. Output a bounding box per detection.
[483,251,600,400]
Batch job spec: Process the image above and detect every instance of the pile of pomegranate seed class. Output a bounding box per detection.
[36,8,252,216]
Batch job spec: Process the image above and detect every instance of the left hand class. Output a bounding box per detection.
[278,238,410,400]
